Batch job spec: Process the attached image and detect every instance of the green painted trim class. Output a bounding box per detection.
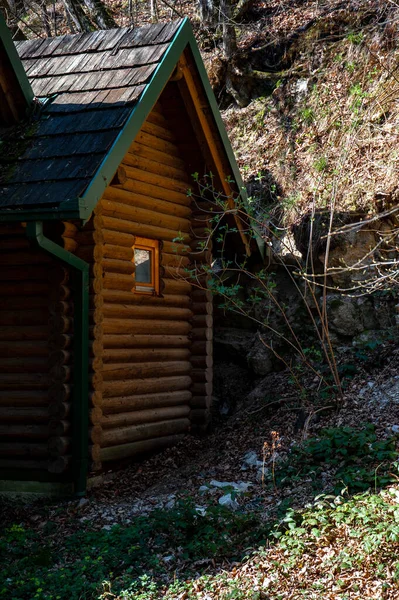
[26,221,89,498]
[0,12,34,107]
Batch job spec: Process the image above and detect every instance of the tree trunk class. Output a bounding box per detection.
[220,0,237,60]
[150,0,158,22]
[82,0,116,29]
[61,0,92,32]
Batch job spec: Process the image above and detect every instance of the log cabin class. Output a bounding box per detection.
[0,14,261,495]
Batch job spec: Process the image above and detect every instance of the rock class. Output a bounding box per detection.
[391,425,399,434]
[214,328,255,362]
[247,338,273,376]
[241,451,264,471]
[195,506,207,516]
[209,480,252,492]
[325,295,363,337]
[218,493,239,510]
[78,497,89,509]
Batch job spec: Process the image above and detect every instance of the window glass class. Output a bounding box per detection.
[134,248,152,284]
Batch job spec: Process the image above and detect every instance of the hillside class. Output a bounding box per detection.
[2,2,399,599]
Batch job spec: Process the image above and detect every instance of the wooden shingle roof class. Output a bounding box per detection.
[0,20,182,213]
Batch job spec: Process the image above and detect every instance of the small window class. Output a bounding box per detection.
[132,237,160,295]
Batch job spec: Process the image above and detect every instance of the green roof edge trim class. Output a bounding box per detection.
[0,12,34,108]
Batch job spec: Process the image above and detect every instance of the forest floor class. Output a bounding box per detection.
[2,343,399,599]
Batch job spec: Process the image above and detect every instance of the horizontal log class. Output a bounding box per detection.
[100,334,191,350]
[102,405,190,429]
[0,458,49,470]
[141,119,177,144]
[0,282,50,296]
[49,420,70,436]
[0,237,30,250]
[189,250,212,264]
[91,443,101,462]
[48,456,71,474]
[190,328,213,341]
[161,240,191,256]
[163,265,191,280]
[100,433,185,462]
[192,302,213,315]
[94,215,191,244]
[48,350,70,369]
[190,395,212,409]
[59,285,71,301]
[48,402,70,419]
[98,360,191,383]
[94,243,133,262]
[100,289,191,308]
[190,239,212,253]
[0,406,48,423]
[94,257,134,276]
[76,231,94,245]
[103,186,192,219]
[190,409,211,426]
[134,130,181,158]
[190,341,213,356]
[99,319,191,336]
[102,348,191,364]
[48,436,70,456]
[101,303,193,321]
[101,390,192,413]
[123,152,189,183]
[161,253,191,268]
[0,326,48,342]
[0,266,50,282]
[94,271,134,293]
[75,245,94,262]
[94,227,135,248]
[63,238,78,253]
[90,425,103,445]
[0,310,48,327]
[0,296,47,311]
[0,390,49,407]
[191,368,213,383]
[162,279,192,295]
[102,375,192,399]
[191,355,213,369]
[124,178,190,207]
[90,407,103,425]
[48,384,71,403]
[0,442,48,458]
[0,424,48,439]
[0,252,52,266]
[0,373,50,390]
[0,224,25,235]
[49,364,71,384]
[191,382,213,396]
[124,165,189,197]
[48,315,71,334]
[191,289,213,302]
[0,340,48,358]
[191,314,213,328]
[49,334,72,350]
[0,357,48,373]
[97,198,191,233]
[130,140,186,170]
[101,417,190,447]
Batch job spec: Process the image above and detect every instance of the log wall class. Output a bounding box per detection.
[0,223,73,474]
[90,101,205,468]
